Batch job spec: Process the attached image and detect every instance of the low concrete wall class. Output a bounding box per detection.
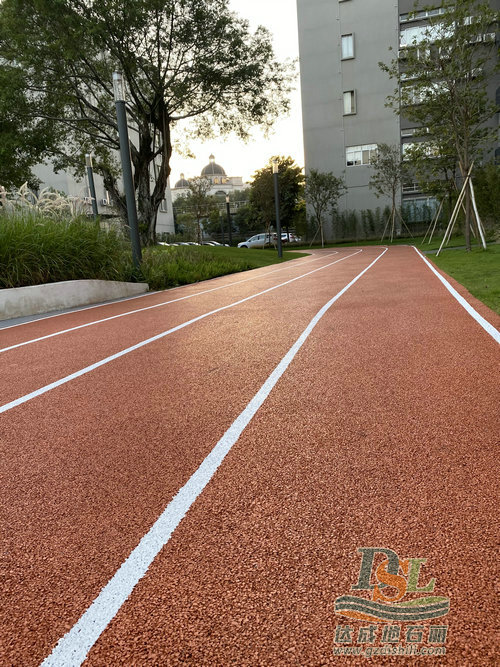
[0,280,149,321]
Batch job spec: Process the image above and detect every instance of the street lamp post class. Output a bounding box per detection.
[112,71,142,269]
[85,153,99,220]
[220,210,225,245]
[272,159,283,258]
[225,195,232,246]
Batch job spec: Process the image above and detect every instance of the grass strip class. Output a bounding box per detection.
[430,244,500,315]
[140,245,308,290]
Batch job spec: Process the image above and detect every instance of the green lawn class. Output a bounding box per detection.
[430,244,500,315]
[201,245,308,268]
[141,245,308,290]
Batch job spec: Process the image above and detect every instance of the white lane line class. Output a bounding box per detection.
[40,247,387,667]
[0,250,361,415]
[413,247,500,344]
[0,251,339,351]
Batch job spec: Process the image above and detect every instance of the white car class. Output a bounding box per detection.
[238,233,274,249]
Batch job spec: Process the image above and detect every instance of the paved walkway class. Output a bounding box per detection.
[0,247,498,665]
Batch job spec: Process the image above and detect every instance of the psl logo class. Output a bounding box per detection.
[334,548,450,622]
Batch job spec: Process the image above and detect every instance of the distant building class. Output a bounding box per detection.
[172,154,246,200]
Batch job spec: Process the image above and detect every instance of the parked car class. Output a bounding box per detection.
[238,233,274,249]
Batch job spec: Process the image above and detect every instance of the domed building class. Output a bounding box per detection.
[174,173,190,188]
[172,154,246,200]
[201,155,226,182]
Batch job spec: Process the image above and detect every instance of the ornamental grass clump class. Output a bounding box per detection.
[0,184,132,288]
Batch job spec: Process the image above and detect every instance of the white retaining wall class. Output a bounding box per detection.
[0,280,149,321]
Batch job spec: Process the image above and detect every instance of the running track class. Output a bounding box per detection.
[0,246,498,666]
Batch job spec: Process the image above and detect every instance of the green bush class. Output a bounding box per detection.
[0,210,132,288]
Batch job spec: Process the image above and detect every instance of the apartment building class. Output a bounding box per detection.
[297,0,499,237]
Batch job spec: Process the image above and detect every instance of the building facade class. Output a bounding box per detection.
[297,0,500,237]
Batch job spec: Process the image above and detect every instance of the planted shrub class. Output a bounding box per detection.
[0,211,132,288]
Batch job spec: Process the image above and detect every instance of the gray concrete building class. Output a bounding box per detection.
[297,0,499,238]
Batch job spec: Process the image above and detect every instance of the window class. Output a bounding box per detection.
[401,127,429,138]
[401,141,439,160]
[341,34,354,59]
[343,90,356,115]
[400,7,447,23]
[400,24,442,47]
[346,144,377,166]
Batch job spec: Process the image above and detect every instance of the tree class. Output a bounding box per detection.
[379,0,499,250]
[304,169,346,247]
[0,65,59,189]
[249,156,304,236]
[0,0,294,243]
[180,178,214,244]
[369,144,409,241]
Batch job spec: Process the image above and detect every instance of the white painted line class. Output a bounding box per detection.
[0,251,338,350]
[413,247,500,344]
[40,247,387,667]
[0,250,361,415]
[0,290,161,331]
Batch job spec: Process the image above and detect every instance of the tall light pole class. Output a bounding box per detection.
[113,71,142,269]
[225,194,232,246]
[85,154,99,220]
[272,159,283,258]
[219,209,225,245]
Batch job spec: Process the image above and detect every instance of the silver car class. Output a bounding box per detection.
[238,233,274,249]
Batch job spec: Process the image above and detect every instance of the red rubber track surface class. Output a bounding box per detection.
[0,247,498,666]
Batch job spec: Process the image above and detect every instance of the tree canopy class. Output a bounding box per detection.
[0,66,59,189]
[0,0,294,242]
[249,156,304,233]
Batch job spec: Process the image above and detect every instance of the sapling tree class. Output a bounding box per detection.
[369,144,409,241]
[304,169,346,246]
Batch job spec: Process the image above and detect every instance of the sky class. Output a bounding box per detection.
[170,0,303,185]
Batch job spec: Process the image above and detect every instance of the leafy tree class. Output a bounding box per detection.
[304,169,346,247]
[379,0,499,250]
[186,177,214,244]
[369,144,409,241]
[0,0,294,243]
[0,65,59,189]
[249,156,304,236]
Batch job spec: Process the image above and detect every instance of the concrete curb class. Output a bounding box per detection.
[0,280,149,321]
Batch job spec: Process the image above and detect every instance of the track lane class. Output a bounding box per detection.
[0,250,362,406]
[0,250,338,347]
[72,245,498,666]
[0,248,381,666]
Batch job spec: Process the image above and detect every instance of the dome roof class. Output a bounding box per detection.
[201,154,226,177]
[175,173,190,188]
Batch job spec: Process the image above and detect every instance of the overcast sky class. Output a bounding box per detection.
[170,0,303,184]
